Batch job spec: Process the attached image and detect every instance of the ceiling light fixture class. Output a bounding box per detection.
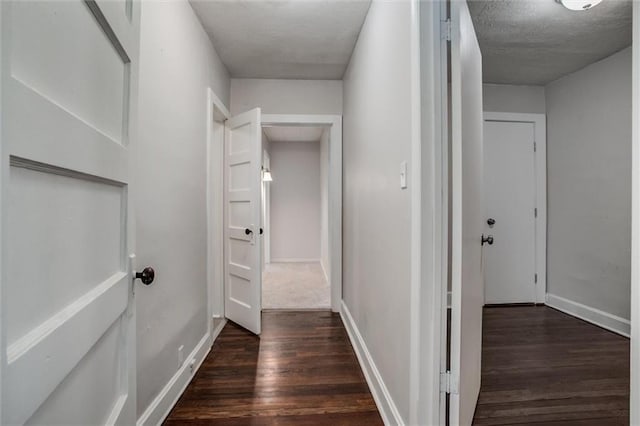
[558,0,602,11]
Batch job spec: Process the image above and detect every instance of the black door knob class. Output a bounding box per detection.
[135,267,155,285]
[260,228,263,235]
[482,234,494,246]
[487,218,496,226]
[245,228,253,235]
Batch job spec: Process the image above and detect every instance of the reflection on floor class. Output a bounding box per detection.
[262,262,330,309]
[473,306,629,425]
[164,311,383,425]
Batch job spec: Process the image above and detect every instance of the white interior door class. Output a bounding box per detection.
[224,108,263,335]
[449,0,484,424]
[1,1,140,424]
[483,120,536,304]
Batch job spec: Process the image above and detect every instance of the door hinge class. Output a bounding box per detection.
[534,207,538,218]
[535,273,538,284]
[441,19,451,41]
[440,371,459,394]
[534,141,537,152]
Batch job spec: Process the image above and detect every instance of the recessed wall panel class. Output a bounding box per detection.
[228,124,252,155]
[6,165,124,347]
[11,1,128,143]
[24,318,124,425]
[229,201,250,228]
[229,275,251,308]
[229,163,251,191]
[229,238,250,268]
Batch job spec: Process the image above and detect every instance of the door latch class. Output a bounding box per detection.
[481,234,494,246]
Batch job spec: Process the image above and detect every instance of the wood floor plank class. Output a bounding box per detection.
[473,306,630,425]
[164,311,383,425]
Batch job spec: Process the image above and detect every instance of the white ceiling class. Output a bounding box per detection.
[263,126,325,143]
[190,0,372,80]
[469,0,632,85]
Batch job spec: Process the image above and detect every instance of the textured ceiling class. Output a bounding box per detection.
[468,0,632,85]
[263,126,324,143]
[190,0,371,80]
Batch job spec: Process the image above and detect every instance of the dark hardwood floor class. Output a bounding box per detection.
[164,311,383,425]
[473,306,630,425]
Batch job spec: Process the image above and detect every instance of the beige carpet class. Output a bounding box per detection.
[262,262,330,309]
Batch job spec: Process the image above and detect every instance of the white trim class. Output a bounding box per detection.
[136,333,212,426]
[632,2,640,423]
[483,112,547,304]
[417,3,449,426]
[211,318,227,343]
[270,258,320,263]
[340,302,403,426]
[261,114,342,313]
[546,293,630,338]
[206,88,229,336]
[408,0,422,424]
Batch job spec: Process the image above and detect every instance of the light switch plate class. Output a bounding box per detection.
[400,161,408,189]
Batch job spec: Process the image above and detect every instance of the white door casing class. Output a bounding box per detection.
[224,108,263,335]
[1,1,140,424]
[449,0,484,425]
[483,120,536,304]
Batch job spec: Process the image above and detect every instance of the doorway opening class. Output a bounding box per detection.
[208,108,343,336]
[260,114,343,317]
[439,1,632,425]
[261,125,331,310]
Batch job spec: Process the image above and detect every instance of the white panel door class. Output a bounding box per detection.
[449,0,484,425]
[224,109,262,335]
[483,121,536,304]
[1,1,140,425]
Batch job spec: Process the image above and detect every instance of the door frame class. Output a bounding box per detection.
[261,114,342,313]
[483,112,547,304]
[631,2,640,423]
[206,88,229,338]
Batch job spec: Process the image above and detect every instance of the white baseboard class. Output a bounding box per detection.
[546,293,630,338]
[340,301,404,426]
[211,318,227,342]
[137,331,213,426]
[270,258,320,263]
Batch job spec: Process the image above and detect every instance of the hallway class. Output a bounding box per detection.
[473,306,630,425]
[165,311,383,425]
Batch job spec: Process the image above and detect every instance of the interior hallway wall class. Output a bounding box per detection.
[320,129,330,280]
[483,83,545,114]
[342,0,416,421]
[230,78,342,115]
[269,140,321,261]
[136,0,230,418]
[546,47,631,322]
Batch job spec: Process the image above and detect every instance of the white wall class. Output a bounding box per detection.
[262,131,271,266]
[342,0,415,421]
[136,0,230,419]
[320,129,330,279]
[230,78,342,115]
[269,140,321,261]
[546,47,631,321]
[483,83,545,114]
